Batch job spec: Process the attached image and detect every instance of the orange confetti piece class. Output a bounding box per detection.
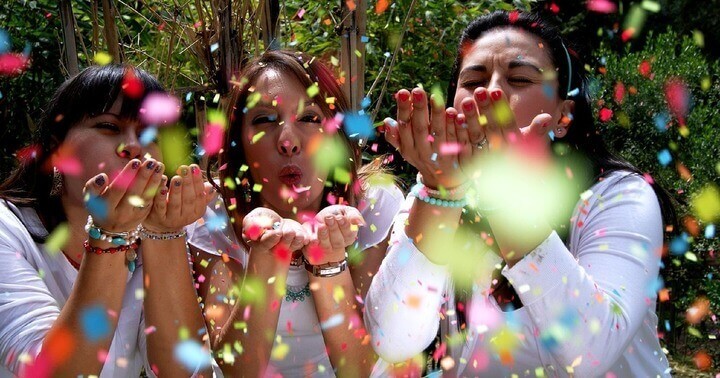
[406,294,421,309]
[375,0,389,14]
[346,0,356,11]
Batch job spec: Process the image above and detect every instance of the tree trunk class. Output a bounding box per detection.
[340,0,367,111]
[58,0,79,76]
[101,0,122,63]
[260,0,280,50]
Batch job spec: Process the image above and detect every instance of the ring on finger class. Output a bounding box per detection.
[475,137,488,150]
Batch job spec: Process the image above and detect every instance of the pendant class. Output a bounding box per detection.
[285,283,311,302]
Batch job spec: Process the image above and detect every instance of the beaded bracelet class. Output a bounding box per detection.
[85,216,141,246]
[416,174,470,201]
[139,226,187,240]
[411,183,467,208]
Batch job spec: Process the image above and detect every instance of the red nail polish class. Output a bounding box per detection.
[398,91,410,102]
[463,101,474,111]
[412,91,423,102]
[448,112,456,119]
[490,90,502,101]
[476,90,488,102]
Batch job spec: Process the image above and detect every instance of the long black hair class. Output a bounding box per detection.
[0,64,164,242]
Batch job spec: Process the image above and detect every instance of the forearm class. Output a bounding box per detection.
[38,248,128,376]
[217,252,288,377]
[143,237,212,377]
[405,198,463,264]
[310,270,374,377]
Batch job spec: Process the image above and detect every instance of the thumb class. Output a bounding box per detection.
[522,113,554,140]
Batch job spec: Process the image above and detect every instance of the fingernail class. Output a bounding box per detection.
[412,91,423,102]
[180,167,189,176]
[476,90,488,102]
[160,188,168,195]
[146,161,155,170]
[325,216,335,225]
[447,111,456,119]
[95,175,105,186]
[174,180,181,187]
[490,90,502,101]
[387,118,398,128]
[154,164,163,173]
[463,101,474,111]
[191,166,199,175]
[398,91,410,102]
[131,161,140,169]
[337,216,346,225]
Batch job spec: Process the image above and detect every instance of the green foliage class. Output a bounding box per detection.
[593,30,720,352]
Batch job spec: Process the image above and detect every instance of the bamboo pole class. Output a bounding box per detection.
[58,0,79,76]
[101,0,122,63]
[339,0,367,111]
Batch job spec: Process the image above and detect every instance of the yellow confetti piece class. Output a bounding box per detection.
[270,342,289,360]
[44,223,69,254]
[306,83,320,98]
[478,114,488,126]
[701,76,711,91]
[93,51,112,65]
[330,56,339,66]
[354,49,362,58]
[252,183,263,192]
[128,195,145,208]
[251,131,266,144]
[492,100,514,126]
[535,367,545,377]
[158,125,192,174]
[333,167,351,184]
[685,252,698,262]
[333,286,345,303]
[178,326,190,340]
[692,184,720,222]
[246,92,261,109]
[430,84,445,108]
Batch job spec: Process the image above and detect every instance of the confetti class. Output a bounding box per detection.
[81,305,111,342]
[0,29,10,54]
[139,126,158,146]
[343,112,374,140]
[691,184,720,223]
[203,110,227,155]
[320,313,344,330]
[598,108,613,122]
[375,0,389,14]
[122,70,144,99]
[587,0,617,13]
[0,52,29,77]
[44,223,70,254]
[306,83,320,98]
[174,340,212,371]
[93,51,113,65]
[664,79,689,125]
[140,93,181,126]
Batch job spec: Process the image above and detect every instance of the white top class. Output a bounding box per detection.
[0,200,150,377]
[365,171,671,377]
[188,184,404,377]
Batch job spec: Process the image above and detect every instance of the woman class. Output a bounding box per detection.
[366,10,675,377]
[188,50,403,377]
[0,65,213,377]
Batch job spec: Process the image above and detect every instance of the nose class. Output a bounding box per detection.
[487,73,507,93]
[116,129,143,160]
[277,124,301,157]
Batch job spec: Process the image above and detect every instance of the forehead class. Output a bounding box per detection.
[460,27,554,70]
[252,68,308,101]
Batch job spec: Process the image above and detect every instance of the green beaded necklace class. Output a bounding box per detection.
[285,283,311,302]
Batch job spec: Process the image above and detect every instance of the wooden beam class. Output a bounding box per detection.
[260,0,280,50]
[100,0,121,63]
[340,0,367,111]
[58,0,79,76]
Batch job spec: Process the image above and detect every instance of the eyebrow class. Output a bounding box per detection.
[460,60,543,75]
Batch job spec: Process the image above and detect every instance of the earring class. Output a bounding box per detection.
[49,166,64,197]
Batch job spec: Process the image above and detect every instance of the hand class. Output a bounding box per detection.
[242,208,309,261]
[143,164,215,233]
[314,205,365,249]
[83,158,163,232]
[383,88,467,189]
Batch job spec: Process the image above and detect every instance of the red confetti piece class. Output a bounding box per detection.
[599,107,613,122]
[549,3,560,14]
[15,144,41,164]
[54,155,82,176]
[614,82,625,104]
[307,244,325,265]
[121,70,144,99]
[245,224,264,241]
[638,60,652,77]
[509,10,519,23]
[621,28,635,42]
[346,0,356,11]
[664,78,689,125]
[272,243,292,264]
[0,53,29,77]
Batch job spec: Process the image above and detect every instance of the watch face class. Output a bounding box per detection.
[320,266,341,275]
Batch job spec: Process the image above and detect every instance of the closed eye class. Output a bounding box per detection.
[298,113,322,123]
[251,114,278,125]
[94,122,120,132]
[509,77,534,85]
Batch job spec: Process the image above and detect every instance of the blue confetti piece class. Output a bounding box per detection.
[567,88,580,97]
[210,43,219,53]
[0,29,10,54]
[81,305,111,342]
[343,112,374,141]
[0,91,3,100]
[85,194,108,222]
[185,92,193,102]
[548,130,555,141]
[174,340,212,372]
[542,82,554,98]
[320,313,344,330]
[669,233,689,255]
[206,214,227,231]
[139,126,158,146]
[361,35,369,43]
[195,145,206,157]
[705,224,715,239]
[664,319,671,331]
[397,247,411,265]
[654,112,669,132]
[647,276,664,296]
[22,42,31,56]
[361,96,371,109]
[657,149,672,166]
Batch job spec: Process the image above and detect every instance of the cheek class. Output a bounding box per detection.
[453,90,471,110]
[509,93,561,127]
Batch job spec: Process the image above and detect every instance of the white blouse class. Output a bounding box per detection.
[365,171,672,377]
[188,184,404,377]
[0,200,150,377]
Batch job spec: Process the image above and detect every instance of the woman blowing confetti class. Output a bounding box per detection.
[0,65,214,377]
[365,10,676,377]
[188,50,403,377]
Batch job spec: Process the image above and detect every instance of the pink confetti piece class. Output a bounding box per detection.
[55,155,82,176]
[440,142,463,155]
[587,0,618,13]
[664,78,689,125]
[144,326,157,335]
[0,53,29,77]
[139,93,181,126]
[203,123,225,155]
[599,108,613,122]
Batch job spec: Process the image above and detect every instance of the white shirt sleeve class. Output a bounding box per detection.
[501,173,664,375]
[364,195,451,363]
[0,218,60,374]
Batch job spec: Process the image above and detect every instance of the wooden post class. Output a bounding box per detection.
[101,0,122,63]
[218,0,235,94]
[58,0,79,76]
[260,0,280,50]
[340,0,367,111]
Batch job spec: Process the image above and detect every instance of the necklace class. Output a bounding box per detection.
[285,283,311,302]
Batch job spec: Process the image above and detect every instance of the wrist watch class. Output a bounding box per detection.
[304,257,348,277]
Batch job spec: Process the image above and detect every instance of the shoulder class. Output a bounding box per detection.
[356,183,405,250]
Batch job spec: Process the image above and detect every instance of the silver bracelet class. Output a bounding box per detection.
[304,257,348,277]
[85,216,140,246]
[139,226,187,240]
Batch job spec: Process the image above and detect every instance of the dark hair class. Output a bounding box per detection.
[0,64,165,241]
[422,10,678,371]
[214,50,361,220]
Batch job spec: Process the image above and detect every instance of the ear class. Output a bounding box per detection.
[554,99,575,139]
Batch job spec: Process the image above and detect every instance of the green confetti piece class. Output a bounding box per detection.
[430,84,445,108]
[271,342,289,360]
[158,125,192,174]
[693,30,705,48]
[246,92,261,109]
[224,177,236,190]
[685,252,698,262]
[688,326,702,338]
[44,223,69,254]
[93,52,112,65]
[251,131,266,144]
[333,167,351,184]
[641,0,660,12]
[207,109,227,127]
[692,184,720,223]
[535,367,545,377]
[306,83,320,98]
[616,111,631,128]
[312,138,349,172]
[701,76,711,91]
[330,56,339,66]
[179,326,190,340]
[492,100,514,126]
[252,183,263,192]
[623,5,647,35]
